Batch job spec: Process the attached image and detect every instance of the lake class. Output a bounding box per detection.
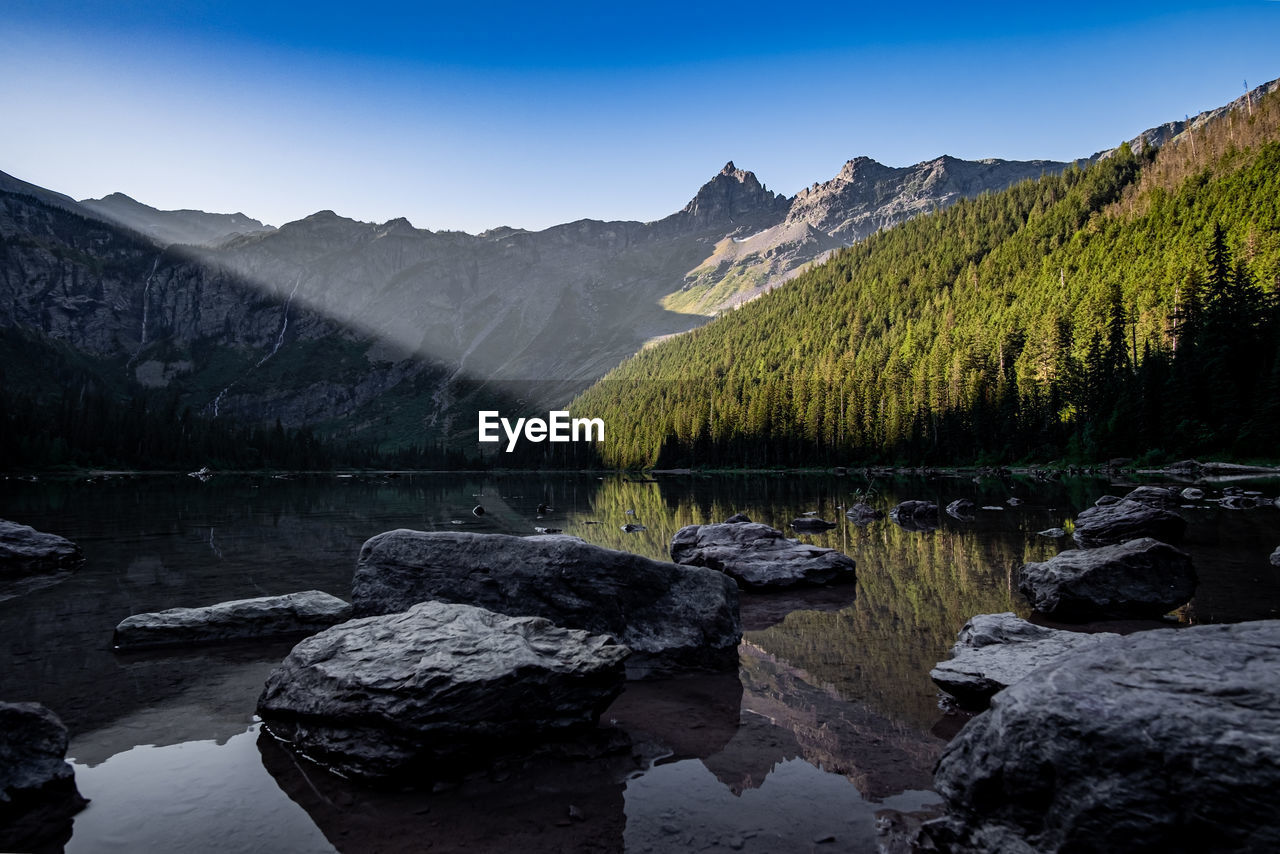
[3,470,1278,852]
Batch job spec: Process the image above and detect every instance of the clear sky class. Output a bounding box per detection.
[2,1,1278,233]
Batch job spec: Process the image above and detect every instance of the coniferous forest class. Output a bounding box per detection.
[572,90,1280,469]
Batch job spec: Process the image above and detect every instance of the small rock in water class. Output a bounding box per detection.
[621,523,647,533]
[790,517,837,531]
[1036,528,1066,538]
[1180,488,1204,500]
[567,804,584,822]
[1006,497,1023,506]
[1271,546,1280,568]
[472,505,485,517]
[981,506,1004,511]
[534,527,563,534]
[945,499,976,520]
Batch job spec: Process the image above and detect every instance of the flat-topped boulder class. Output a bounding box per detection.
[925,620,1280,853]
[1072,499,1186,547]
[352,530,740,677]
[1018,538,1196,620]
[930,613,1118,709]
[670,521,855,591]
[889,501,939,531]
[0,520,83,576]
[257,600,629,781]
[0,702,87,852]
[113,590,352,649]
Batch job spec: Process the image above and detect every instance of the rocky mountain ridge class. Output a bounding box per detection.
[3,77,1274,449]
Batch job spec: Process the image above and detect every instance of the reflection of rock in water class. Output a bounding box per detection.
[257,728,633,854]
[602,671,742,761]
[736,641,942,801]
[738,586,858,632]
[70,646,296,766]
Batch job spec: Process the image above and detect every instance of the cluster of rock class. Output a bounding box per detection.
[919,484,1280,849]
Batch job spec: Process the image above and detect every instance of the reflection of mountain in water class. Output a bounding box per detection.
[737,641,941,801]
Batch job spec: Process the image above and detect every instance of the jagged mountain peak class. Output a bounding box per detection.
[676,161,789,229]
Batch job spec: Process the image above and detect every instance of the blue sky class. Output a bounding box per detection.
[2,2,1278,233]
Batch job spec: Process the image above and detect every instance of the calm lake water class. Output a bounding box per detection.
[2,471,1278,853]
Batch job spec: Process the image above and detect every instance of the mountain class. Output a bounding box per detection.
[667,155,1070,315]
[79,192,275,247]
[571,81,1280,467]
[4,78,1276,460]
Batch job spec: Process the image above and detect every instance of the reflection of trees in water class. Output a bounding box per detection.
[748,522,1058,731]
[569,474,1068,732]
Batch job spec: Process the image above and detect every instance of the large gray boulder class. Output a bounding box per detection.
[1072,499,1186,547]
[352,531,740,677]
[0,520,83,575]
[0,702,87,852]
[257,600,629,781]
[930,613,1119,709]
[113,590,352,649]
[1018,538,1196,620]
[669,521,856,590]
[925,621,1280,853]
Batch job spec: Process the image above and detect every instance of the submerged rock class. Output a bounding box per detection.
[257,601,629,781]
[844,503,884,524]
[945,499,976,520]
[0,520,83,576]
[670,521,855,590]
[0,702,87,852]
[1072,499,1186,547]
[789,517,837,532]
[929,613,1118,710]
[1018,538,1196,620]
[889,501,939,532]
[926,620,1280,853]
[352,530,740,677]
[112,590,353,649]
